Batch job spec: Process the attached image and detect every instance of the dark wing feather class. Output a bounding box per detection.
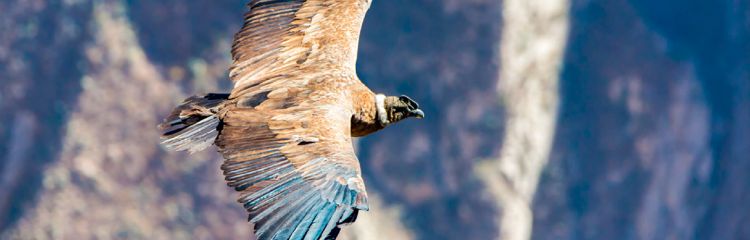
[229,0,371,96]
[216,104,369,240]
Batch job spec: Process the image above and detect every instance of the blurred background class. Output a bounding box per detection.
[1,0,748,239]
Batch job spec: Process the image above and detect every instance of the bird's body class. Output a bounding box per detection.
[159,0,423,239]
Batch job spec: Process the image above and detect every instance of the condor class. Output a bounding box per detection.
[159,1,424,239]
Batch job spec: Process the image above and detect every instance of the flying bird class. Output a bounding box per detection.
[158,0,424,239]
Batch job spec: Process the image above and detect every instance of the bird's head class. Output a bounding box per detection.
[376,94,425,126]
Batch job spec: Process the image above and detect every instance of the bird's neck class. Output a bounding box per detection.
[351,91,387,137]
[374,94,390,126]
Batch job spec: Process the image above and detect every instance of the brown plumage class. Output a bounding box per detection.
[159,0,424,239]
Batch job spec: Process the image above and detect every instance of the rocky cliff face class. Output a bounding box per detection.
[533,0,750,239]
[1,1,250,239]
[1,0,748,240]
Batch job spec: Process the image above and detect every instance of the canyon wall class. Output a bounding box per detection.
[1,0,748,239]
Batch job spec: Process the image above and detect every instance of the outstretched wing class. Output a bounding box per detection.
[216,99,369,240]
[219,1,373,239]
[229,0,371,96]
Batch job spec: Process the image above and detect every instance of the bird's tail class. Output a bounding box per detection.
[158,93,229,153]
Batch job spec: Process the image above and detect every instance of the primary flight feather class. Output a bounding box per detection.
[159,0,424,239]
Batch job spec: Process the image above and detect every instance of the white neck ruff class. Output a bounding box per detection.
[375,94,390,126]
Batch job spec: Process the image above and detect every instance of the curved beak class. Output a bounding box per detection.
[411,109,425,119]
